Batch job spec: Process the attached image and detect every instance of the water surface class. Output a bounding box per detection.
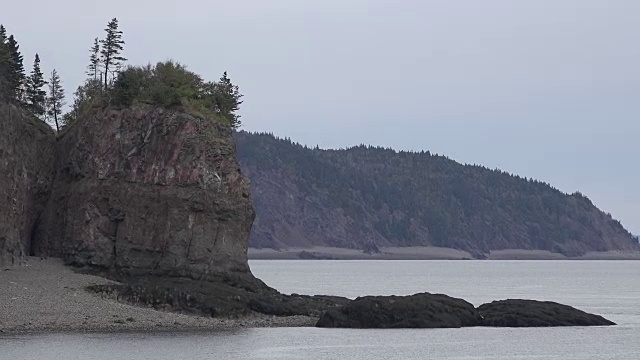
[2,260,639,359]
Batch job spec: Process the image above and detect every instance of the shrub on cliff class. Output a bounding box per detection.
[112,61,243,128]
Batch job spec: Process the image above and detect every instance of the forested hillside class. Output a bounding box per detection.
[236,131,640,257]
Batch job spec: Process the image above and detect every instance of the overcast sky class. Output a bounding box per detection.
[5,0,639,233]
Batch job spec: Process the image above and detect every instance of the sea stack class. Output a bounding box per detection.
[32,105,255,280]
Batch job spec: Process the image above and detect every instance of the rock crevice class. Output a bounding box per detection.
[0,103,56,267]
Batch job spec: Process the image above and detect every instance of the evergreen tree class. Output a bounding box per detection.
[46,69,65,131]
[100,18,126,89]
[26,54,47,117]
[0,26,9,101]
[214,71,243,129]
[87,37,101,80]
[6,35,25,101]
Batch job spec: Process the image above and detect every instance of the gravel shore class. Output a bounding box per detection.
[0,257,316,333]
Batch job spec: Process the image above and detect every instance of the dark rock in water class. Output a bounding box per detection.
[0,103,56,267]
[316,293,482,328]
[477,299,616,327]
[34,106,254,280]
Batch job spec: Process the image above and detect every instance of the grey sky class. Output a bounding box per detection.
[5,0,640,233]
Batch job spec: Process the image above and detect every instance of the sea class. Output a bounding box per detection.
[1,260,639,359]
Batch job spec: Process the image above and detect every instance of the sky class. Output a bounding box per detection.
[4,0,639,233]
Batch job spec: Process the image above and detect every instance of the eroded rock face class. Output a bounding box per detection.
[33,106,254,279]
[0,103,55,267]
[478,299,616,327]
[316,293,482,328]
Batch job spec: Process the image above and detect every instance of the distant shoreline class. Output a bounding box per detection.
[248,246,640,260]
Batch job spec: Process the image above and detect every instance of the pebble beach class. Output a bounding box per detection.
[0,257,316,333]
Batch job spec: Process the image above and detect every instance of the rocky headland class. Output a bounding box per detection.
[0,101,616,332]
[236,131,640,258]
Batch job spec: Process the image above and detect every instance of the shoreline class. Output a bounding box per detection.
[0,257,316,335]
[248,246,640,260]
[3,251,639,335]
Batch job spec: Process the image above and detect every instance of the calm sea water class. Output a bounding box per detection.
[2,260,639,359]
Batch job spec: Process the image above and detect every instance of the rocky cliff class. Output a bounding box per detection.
[33,106,254,279]
[0,102,348,318]
[236,131,640,257]
[0,103,55,267]
[0,101,623,324]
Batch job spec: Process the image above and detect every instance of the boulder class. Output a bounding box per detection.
[316,293,482,328]
[0,103,56,267]
[33,106,254,279]
[477,299,616,327]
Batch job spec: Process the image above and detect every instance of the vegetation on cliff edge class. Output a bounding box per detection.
[0,19,243,131]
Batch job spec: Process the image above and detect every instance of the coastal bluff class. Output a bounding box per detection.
[0,102,617,330]
[1,102,254,281]
[33,106,254,279]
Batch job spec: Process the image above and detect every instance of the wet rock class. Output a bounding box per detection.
[477,299,616,327]
[89,274,350,318]
[316,293,482,328]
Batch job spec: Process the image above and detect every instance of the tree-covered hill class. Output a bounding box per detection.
[235,131,640,257]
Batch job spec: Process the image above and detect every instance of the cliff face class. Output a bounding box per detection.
[33,106,254,279]
[236,131,640,257]
[0,103,56,267]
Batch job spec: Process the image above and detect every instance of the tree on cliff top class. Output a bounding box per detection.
[100,18,126,89]
[26,54,47,118]
[0,28,26,103]
[47,69,65,131]
[87,37,101,81]
[111,61,244,128]
[211,71,243,129]
[6,35,25,102]
[0,26,10,101]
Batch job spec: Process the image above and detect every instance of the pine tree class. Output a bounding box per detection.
[214,71,243,129]
[87,37,101,80]
[100,18,126,89]
[26,54,47,117]
[6,35,25,101]
[0,26,9,101]
[46,69,65,131]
